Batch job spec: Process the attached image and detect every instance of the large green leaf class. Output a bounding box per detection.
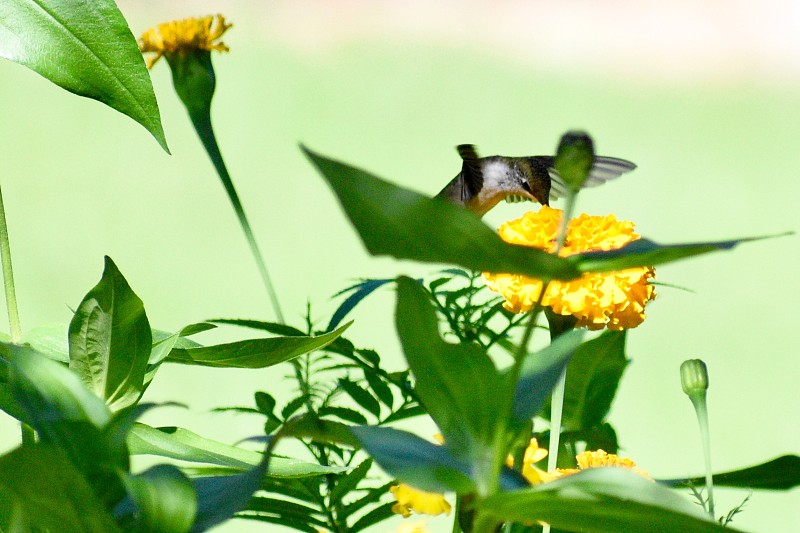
[303,147,580,280]
[0,444,121,533]
[118,465,196,533]
[69,256,152,412]
[395,276,503,453]
[571,233,790,273]
[661,454,800,491]
[542,331,628,431]
[350,425,475,494]
[0,0,168,150]
[303,147,785,278]
[165,323,350,368]
[128,423,345,478]
[511,329,583,424]
[480,468,741,533]
[190,452,269,532]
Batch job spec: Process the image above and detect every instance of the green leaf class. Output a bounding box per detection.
[69,256,152,412]
[128,423,345,477]
[480,468,740,533]
[303,147,580,280]
[661,454,800,491]
[0,0,168,151]
[119,465,196,533]
[191,451,269,532]
[571,233,791,273]
[349,425,475,494]
[511,329,584,423]
[363,368,394,409]
[395,276,504,453]
[338,378,381,418]
[0,444,121,533]
[165,323,350,368]
[20,323,69,363]
[328,458,373,504]
[544,331,628,431]
[319,406,368,425]
[349,501,396,533]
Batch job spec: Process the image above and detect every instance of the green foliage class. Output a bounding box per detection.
[0,0,168,150]
[69,256,152,412]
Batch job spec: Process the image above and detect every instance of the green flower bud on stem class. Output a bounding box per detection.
[554,131,595,192]
[680,358,715,520]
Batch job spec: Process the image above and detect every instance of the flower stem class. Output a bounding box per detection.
[188,109,285,323]
[543,192,577,533]
[0,183,22,343]
[689,392,715,519]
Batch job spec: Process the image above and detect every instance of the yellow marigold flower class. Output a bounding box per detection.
[139,14,232,68]
[393,521,433,533]
[574,449,650,478]
[484,206,656,330]
[390,484,451,518]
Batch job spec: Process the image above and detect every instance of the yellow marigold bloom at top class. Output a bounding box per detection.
[139,14,232,68]
[390,484,451,518]
[484,206,656,330]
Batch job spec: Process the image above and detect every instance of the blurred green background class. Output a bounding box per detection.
[0,1,797,531]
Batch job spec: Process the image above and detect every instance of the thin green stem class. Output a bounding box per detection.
[0,184,21,343]
[188,109,285,323]
[543,191,578,533]
[691,395,716,519]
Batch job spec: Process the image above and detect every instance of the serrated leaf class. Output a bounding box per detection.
[303,147,580,280]
[329,458,373,504]
[0,0,168,150]
[363,369,393,409]
[339,378,381,418]
[69,256,152,412]
[327,278,394,331]
[165,323,350,368]
[319,406,368,425]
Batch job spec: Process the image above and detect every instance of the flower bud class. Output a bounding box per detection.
[680,359,709,397]
[554,131,595,192]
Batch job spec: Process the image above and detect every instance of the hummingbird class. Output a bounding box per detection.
[435,144,637,217]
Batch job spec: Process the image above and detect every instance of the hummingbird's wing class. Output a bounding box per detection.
[548,156,637,200]
[456,144,484,201]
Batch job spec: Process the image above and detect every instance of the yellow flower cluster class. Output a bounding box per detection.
[484,206,655,330]
[389,485,451,518]
[139,14,232,68]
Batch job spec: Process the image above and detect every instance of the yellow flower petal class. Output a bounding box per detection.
[139,14,232,68]
[390,484,451,517]
[484,206,655,330]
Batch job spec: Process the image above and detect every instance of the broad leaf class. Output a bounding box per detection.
[69,256,152,412]
[0,444,121,533]
[165,323,350,368]
[0,0,168,150]
[543,331,628,431]
[303,147,580,280]
[128,423,345,477]
[190,452,269,532]
[511,329,583,423]
[349,425,474,494]
[20,323,70,363]
[118,465,196,533]
[661,454,800,491]
[480,468,741,533]
[395,276,503,453]
[571,233,791,273]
